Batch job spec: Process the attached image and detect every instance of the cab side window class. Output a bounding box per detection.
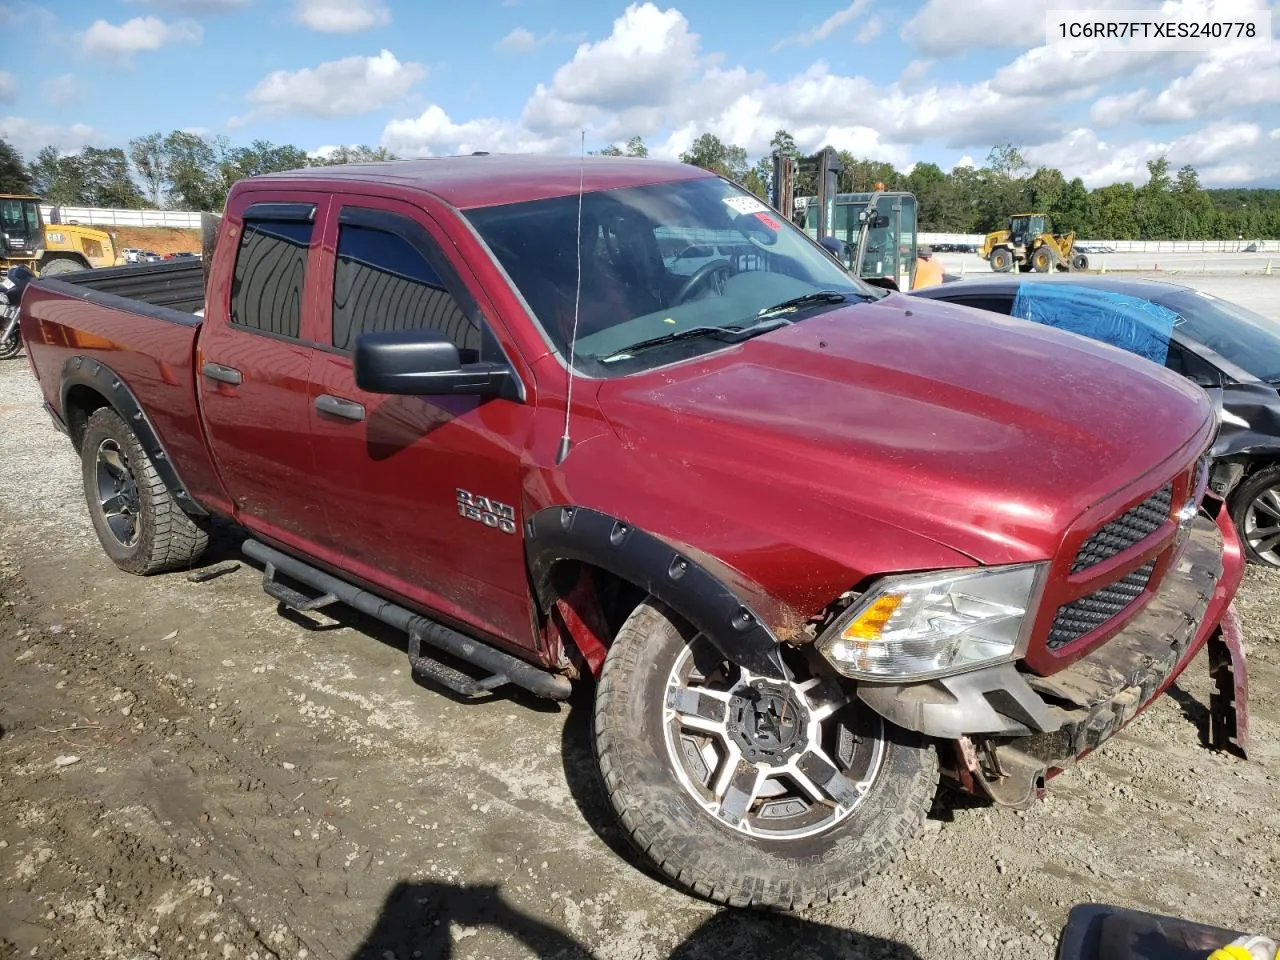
[332,220,481,360]
[230,215,314,340]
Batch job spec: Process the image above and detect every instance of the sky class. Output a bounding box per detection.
[1,0,1278,190]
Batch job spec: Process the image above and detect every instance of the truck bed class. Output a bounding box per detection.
[19,259,226,514]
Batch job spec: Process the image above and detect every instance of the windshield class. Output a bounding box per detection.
[464,175,877,376]
[1162,288,1280,382]
[0,199,41,239]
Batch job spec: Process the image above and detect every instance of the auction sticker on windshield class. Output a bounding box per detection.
[754,212,782,230]
[723,195,769,215]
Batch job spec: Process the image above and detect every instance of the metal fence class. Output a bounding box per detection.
[39,205,204,229]
[34,204,1274,252]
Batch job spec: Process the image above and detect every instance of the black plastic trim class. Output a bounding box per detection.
[524,505,788,680]
[59,355,209,517]
[244,202,316,222]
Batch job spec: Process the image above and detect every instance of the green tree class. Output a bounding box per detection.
[27,146,87,205]
[79,147,146,207]
[163,130,225,211]
[1054,177,1091,235]
[679,133,748,182]
[0,137,32,194]
[315,144,397,165]
[128,132,168,206]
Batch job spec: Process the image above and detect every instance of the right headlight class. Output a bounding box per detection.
[816,562,1047,682]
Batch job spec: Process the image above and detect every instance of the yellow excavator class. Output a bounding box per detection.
[980,212,1088,273]
[1,194,125,276]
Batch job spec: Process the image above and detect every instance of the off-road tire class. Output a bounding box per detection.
[40,256,88,277]
[1228,463,1280,567]
[1031,246,1054,272]
[1071,252,1089,271]
[80,406,209,575]
[593,599,939,910]
[989,247,1013,272]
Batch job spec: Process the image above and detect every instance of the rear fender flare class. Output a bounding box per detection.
[59,355,208,517]
[524,504,788,681]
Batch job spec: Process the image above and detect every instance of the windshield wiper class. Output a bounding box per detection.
[755,290,851,319]
[599,318,790,362]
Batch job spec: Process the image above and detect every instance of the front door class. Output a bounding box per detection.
[306,198,537,650]
[197,193,331,550]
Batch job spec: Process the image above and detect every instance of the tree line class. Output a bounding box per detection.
[2,128,1277,240]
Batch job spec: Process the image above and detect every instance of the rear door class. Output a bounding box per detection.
[197,192,332,550]
[306,196,538,650]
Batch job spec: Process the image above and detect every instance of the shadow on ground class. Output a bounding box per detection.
[347,880,923,959]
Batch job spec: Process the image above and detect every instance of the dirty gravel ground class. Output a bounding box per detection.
[2,286,1278,959]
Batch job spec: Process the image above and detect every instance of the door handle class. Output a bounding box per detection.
[202,362,242,385]
[315,393,365,422]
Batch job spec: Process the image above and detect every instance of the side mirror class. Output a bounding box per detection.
[353,328,515,398]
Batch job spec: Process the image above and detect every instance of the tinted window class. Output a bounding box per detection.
[953,294,1013,315]
[465,176,880,377]
[1160,288,1280,382]
[332,222,479,357]
[230,218,313,339]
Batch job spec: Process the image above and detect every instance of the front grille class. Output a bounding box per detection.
[1071,483,1172,573]
[1047,560,1156,650]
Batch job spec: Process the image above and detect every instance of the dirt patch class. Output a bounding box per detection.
[112,227,202,257]
[0,353,1276,960]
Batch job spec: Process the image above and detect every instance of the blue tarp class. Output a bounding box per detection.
[1011,283,1181,366]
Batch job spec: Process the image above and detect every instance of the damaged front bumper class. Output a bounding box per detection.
[857,496,1247,807]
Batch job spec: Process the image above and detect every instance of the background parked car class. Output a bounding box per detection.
[910,274,1280,567]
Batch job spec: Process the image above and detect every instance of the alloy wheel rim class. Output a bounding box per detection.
[95,438,141,547]
[661,636,885,840]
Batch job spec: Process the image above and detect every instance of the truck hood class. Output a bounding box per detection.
[595,293,1213,566]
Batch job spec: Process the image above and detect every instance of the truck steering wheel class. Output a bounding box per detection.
[673,258,732,304]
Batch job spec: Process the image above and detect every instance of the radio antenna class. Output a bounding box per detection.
[555,129,586,466]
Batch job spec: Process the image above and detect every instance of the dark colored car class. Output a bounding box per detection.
[911,274,1280,568]
[17,156,1245,910]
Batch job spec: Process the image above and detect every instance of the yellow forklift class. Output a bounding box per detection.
[772,148,919,291]
[0,194,125,276]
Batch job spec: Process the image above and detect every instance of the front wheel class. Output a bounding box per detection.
[0,330,20,360]
[593,600,938,910]
[1229,464,1280,567]
[39,256,88,277]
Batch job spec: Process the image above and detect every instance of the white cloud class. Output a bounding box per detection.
[855,16,882,42]
[898,58,932,85]
[292,0,390,32]
[44,74,78,108]
[126,0,251,11]
[953,155,976,169]
[992,45,1184,98]
[0,117,105,158]
[381,104,567,156]
[1023,121,1277,187]
[1090,88,1150,126]
[232,49,425,125]
[80,16,202,59]
[0,72,16,104]
[497,27,538,52]
[497,27,586,53]
[1138,47,1280,122]
[772,0,872,50]
[902,0,1147,56]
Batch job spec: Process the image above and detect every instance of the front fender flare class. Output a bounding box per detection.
[525,505,788,680]
[60,355,208,517]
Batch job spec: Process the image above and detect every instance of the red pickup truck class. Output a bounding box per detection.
[17,155,1247,910]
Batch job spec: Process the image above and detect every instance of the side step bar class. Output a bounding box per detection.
[241,539,573,701]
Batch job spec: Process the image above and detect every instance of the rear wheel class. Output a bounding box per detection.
[989,247,1013,272]
[39,256,88,277]
[80,407,209,575]
[594,599,938,910]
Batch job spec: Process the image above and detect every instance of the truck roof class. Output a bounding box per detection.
[251,154,712,210]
